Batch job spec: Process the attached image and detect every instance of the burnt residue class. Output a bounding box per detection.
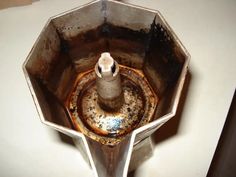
[57,20,184,93]
[145,17,185,91]
[33,27,77,101]
[60,37,70,54]
[47,54,71,89]
[28,18,186,145]
[67,22,148,48]
[101,22,148,43]
[31,76,74,129]
[64,23,148,61]
[77,77,145,137]
[67,65,158,145]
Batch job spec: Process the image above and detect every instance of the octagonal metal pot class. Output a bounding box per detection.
[23,1,190,177]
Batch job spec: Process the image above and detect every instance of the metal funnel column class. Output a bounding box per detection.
[95,52,124,111]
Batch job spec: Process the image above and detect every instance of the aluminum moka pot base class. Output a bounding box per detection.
[23,1,190,177]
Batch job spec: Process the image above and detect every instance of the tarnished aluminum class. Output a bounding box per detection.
[23,1,190,177]
[68,61,158,145]
[95,52,124,111]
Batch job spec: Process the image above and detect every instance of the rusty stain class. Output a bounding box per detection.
[23,2,190,176]
[27,19,186,146]
[66,65,158,145]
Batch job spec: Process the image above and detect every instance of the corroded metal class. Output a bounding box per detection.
[68,64,158,145]
[23,1,190,177]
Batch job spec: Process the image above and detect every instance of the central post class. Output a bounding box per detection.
[95,52,124,111]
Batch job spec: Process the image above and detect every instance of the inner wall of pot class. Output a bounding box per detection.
[25,2,186,128]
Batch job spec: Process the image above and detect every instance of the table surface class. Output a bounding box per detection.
[0,0,236,177]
